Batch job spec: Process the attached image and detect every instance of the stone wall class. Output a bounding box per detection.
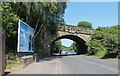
[43,32,57,56]
[20,55,34,66]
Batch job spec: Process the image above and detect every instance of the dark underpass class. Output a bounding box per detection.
[50,35,88,55]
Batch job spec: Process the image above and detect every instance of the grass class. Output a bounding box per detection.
[5,57,23,70]
[6,63,18,70]
[85,53,118,61]
[95,50,107,58]
[106,58,118,61]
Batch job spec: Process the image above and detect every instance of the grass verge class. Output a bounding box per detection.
[85,54,118,61]
[5,57,24,71]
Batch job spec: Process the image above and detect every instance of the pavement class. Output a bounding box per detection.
[9,55,118,74]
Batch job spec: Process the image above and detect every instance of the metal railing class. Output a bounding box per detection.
[58,30,92,35]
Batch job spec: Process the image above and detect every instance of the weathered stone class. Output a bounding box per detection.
[20,55,34,66]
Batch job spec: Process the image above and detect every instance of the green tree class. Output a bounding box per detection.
[70,42,78,53]
[11,2,67,36]
[77,21,92,28]
[53,40,62,53]
[61,45,71,51]
[87,25,119,58]
[3,2,67,55]
[2,3,19,53]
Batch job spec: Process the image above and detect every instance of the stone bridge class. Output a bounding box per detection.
[50,28,92,55]
[57,30,92,41]
[44,25,93,55]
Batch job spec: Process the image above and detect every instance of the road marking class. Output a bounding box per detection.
[56,57,58,74]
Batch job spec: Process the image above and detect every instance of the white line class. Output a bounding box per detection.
[56,58,58,74]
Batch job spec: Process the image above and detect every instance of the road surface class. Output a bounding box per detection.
[9,55,118,74]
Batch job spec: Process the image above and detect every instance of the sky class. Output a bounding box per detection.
[64,2,118,28]
[61,39,74,47]
[61,2,118,47]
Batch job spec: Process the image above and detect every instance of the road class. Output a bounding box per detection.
[9,55,118,75]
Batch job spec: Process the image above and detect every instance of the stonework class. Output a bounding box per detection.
[43,30,91,56]
[57,31,91,41]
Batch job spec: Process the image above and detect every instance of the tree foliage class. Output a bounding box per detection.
[52,40,74,54]
[11,2,67,36]
[2,2,67,54]
[2,3,19,53]
[77,21,92,28]
[61,45,72,51]
[53,40,62,53]
[70,42,78,53]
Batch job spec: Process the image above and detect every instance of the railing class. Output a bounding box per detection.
[58,30,92,35]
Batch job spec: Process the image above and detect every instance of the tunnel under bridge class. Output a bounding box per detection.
[50,35,88,55]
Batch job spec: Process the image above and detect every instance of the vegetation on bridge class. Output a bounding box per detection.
[77,21,92,29]
[59,21,92,35]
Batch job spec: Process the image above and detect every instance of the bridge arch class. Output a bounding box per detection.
[50,35,88,55]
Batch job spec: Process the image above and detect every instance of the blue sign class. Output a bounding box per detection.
[17,19,35,52]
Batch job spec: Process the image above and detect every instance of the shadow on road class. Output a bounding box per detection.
[4,71,11,76]
[35,56,62,62]
[35,54,79,62]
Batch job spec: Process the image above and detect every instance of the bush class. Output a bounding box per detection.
[87,25,119,58]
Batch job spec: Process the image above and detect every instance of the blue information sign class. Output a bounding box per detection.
[17,19,35,52]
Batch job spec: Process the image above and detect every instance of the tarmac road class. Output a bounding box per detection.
[9,55,118,75]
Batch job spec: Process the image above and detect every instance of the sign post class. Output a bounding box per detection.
[0,31,5,76]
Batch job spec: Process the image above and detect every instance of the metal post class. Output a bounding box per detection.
[0,31,3,76]
[0,31,5,76]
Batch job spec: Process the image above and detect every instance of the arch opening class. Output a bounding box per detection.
[50,35,88,56]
